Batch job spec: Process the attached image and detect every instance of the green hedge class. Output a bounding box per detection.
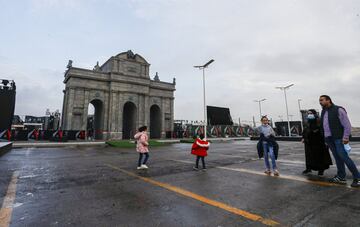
[180,139,195,143]
[106,140,168,148]
[180,139,213,143]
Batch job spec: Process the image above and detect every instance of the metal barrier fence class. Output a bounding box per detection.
[172,125,256,138]
[1,125,256,141]
[0,129,88,142]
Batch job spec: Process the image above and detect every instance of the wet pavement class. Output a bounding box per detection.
[1,140,360,226]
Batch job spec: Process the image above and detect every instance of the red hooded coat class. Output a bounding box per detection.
[191,138,210,157]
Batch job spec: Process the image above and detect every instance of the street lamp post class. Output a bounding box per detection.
[254,98,266,121]
[298,99,304,132]
[194,59,214,140]
[276,84,294,137]
[288,114,294,121]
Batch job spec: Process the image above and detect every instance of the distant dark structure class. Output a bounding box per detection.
[0,79,16,131]
[12,115,23,125]
[11,109,61,131]
[275,121,302,136]
[207,106,233,126]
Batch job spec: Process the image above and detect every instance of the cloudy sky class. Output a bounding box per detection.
[1,0,359,126]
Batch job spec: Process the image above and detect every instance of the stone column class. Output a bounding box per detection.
[109,91,118,139]
[66,88,75,130]
[144,96,150,128]
[116,92,121,132]
[81,90,90,130]
[170,97,175,132]
[118,93,123,139]
[61,88,69,129]
[113,92,117,131]
[138,94,145,127]
[108,91,113,134]
[161,98,166,138]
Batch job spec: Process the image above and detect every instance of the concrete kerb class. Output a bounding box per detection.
[156,137,250,143]
[12,141,107,149]
[9,137,251,149]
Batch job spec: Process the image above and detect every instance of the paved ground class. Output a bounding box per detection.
[1,140,360,227]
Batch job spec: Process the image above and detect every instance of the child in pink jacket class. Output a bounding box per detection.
[134,126,149,170]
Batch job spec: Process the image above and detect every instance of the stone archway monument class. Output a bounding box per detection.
[61,50,176,140]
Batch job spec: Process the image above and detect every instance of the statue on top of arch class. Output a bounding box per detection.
[93,61,101,71]
[126,50,136,60]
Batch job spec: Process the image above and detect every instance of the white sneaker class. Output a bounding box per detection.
[137,166,143,170]
[141,164,149,169]
[273,170,280,176]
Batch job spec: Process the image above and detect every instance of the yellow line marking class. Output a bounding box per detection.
[0,171,20,227]
[106,164,280,226]
[171,159,355,189]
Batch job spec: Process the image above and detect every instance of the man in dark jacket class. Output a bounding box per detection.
[319,95,360,187]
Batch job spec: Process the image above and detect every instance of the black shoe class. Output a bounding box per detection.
[351,179,360,188]
[193,167,199,171]
[318,170,324,176]
[329,176,347,184]
[302,169,312,174]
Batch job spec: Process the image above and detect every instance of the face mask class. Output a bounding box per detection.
[307,114,315,120]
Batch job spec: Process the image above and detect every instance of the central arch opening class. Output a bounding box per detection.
[150,104,161,139]
[87,99,103,140]
[123,102,137,139]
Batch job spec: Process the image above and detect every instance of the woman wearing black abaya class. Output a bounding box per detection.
[302,109,332,175]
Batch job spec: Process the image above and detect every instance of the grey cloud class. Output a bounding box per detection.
[1,0,360,126]
[249,51,360,75]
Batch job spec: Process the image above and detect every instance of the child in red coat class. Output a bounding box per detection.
[191,134,210,171]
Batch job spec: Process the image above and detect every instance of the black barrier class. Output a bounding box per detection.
[7,127,259,141]
[41,130,56,140]
[8,129,86,141]
[274,121,303,137]
[60,130,86,140]
[174,125,255,139]
[27,129,40,140]
[0,130,12,141]
[166,131,172,139]
[207,106,233,125]
[66,130,79,140]
[49,130,68,142]
[0,79,16,131]
[14,130,29,141]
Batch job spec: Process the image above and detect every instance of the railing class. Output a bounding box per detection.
[173,125,257,138]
